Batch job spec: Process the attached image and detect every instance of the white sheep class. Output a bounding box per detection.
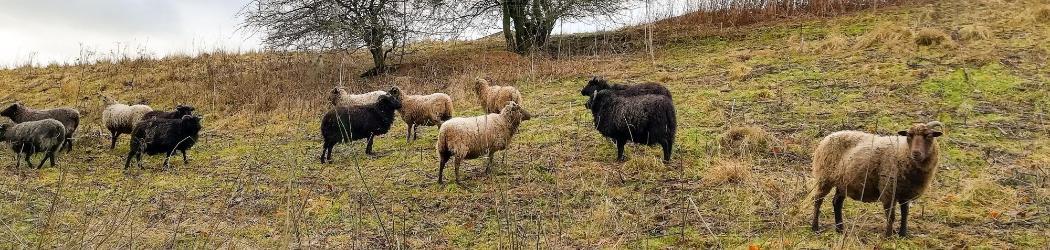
[330,86,402,107]
[399,93,454,142]
[809,121,943,237]
[474,78,522,114]
[100,94,154,149]
[435,101,531,183]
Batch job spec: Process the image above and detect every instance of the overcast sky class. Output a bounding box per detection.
[0,0,690,67]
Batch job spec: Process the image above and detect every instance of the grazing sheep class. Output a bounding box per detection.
[399,93,454,142]
[809,122,944,237]
[330,86,402,107]
[435,101,531,184]
[125,115,203,170]
[0,119,66,169]
[320,93,401,163]
[474,78,522,114]
[579,76,672,98]
[1,102,80,152]
[101,94,154,149]
[585,90,676,163]
[142,104,195,120]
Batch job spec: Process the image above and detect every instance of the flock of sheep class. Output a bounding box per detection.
[0,76,945,237]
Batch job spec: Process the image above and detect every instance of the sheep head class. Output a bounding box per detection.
[377,94,402,111]
[0,103,21,118]
[581,76,609,96]
[175,104,196,115]
[474,78,490,94]
[897,121,943,163]
[501,101,531,122]
[387,86,403,101]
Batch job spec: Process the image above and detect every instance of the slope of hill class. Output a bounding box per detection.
[0,0,1048,248]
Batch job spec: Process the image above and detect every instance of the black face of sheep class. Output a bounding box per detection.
[0,103,20,118]
[175,104,196,114]
[580,77,609,96]
[319,94,401,163]
[898,121,943,163]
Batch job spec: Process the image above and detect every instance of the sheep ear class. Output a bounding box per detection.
[897,131,909,136]
[930,131,942,137]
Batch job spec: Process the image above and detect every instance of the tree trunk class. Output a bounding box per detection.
[362,27,388,77]
[501,1,517,51]
[502,0,556,54]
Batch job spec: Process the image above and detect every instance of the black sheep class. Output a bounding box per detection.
[586,89,677,162]
[142,104,195,120]
[580,77,672,99]
[125,115,203,170]
[320,93,401,163]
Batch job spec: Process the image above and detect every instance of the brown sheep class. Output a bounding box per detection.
[474,78,522,114]
[399,93,454,142]
[810,121,943,237]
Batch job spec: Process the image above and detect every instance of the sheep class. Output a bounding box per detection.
[585,89,676,163]
[399,93,454,142]
[0,119,65,169]
[330,86,402,107]
[1,102,80,152]
[125,115,203,170]
[580,77,672,99]
[474,78,522,114]
[319,93,401,163]
[100,94,154,149]
[142,104,195,120]
[809,121,944,237]
[435,101,531,184]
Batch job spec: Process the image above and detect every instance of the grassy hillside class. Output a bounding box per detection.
[1,0,1048,248]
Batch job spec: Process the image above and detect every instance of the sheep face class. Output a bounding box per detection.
[500,102,531,121]
[897,122,943,162]
[377,94,402,111]
[474,78,489,93]
[580,76,608,96]
[1,103,22,117]
[175,105,196,114]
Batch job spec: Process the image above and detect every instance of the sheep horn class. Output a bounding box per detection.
[926,121,943,128]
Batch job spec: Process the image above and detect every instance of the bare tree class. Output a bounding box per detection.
[242,0,462,76]
[467,0,628,54]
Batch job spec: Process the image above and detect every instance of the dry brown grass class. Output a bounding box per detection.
[718,126,777,156]
[914,27,954,47]
[728,63,753,81]
[1036,4,1050,23]
[854,22,914,49]
[702,159,752,186]
[812,32,850,53]
[958,24,993,41]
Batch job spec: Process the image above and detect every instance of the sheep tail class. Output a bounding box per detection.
[440,99,453,121]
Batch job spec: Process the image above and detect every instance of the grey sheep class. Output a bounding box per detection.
[810,121,944,237]
[1,102,80,152]
[0,119,66,169]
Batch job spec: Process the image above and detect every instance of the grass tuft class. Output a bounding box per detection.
[914,28,953,47]
[957,25,992,41]
[702,159,751,186]
[854,23,913,49]
[718,126,776,156]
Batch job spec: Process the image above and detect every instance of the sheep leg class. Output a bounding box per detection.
[15,153,22,169]
[24,153,33,169]
[110,132,120,149]
[485,151,494,174]
[811,183,833,232]
[406,125,413,143]
[898,201,910,237]
[163,151,173,169]
[832,191,846,233]
[453,157,463,184]
[124,151,135,170]
[660,140,673,163]
[882,200,897,237]
[365,135,375,155]
[615,140,627,161]
[65,138,73,152]
[47,149,57,168]
[438,151,451,184]
[36,153,49,169]
[181,150,189,165]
